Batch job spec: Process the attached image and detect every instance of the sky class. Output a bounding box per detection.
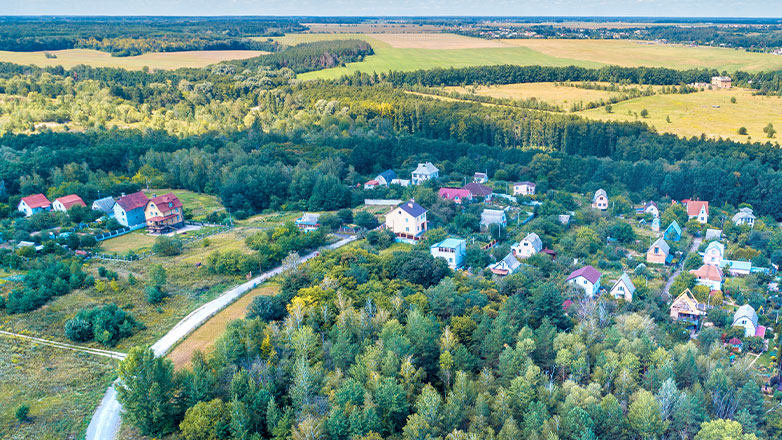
[3,0,782,18]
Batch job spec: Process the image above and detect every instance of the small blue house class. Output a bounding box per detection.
[430,238,466,269]
[664,220,682,242]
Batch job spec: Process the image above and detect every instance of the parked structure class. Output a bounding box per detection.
[480,209,507,229]
[664,220,682,242]
[295,213,321,232]
[512,232,542,259]
[52,194,86,212]
[566,265,602,297]
[684,200,709,224]
[646,237,671,265]
[91,196,116,216]
[610,272,636,302]
[385,200,428,242]
[439,188,473,204]
[488,252,521,276]
[732,207,756,227]
[113,191,149,227]
[513,181,536,196]
[670,289,705,327]
[733,304,759,338]
[430,238,466,269]
[145,193,185,233]
[17,194,52,217]
[690,264,724,291]
[411,162,439,185]
[592,189,608,210]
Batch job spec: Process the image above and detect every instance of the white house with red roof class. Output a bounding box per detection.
[52,194,86,212]
[566,265,602,297]
[17,194,52,217]
[145,193,185,233]
[113,191,149,227]
[684,200,709,224]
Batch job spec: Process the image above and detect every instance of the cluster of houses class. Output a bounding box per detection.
[689,75,732,89]
[18,191,185,234]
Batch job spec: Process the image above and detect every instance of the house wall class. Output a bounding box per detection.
[610,282,632,301]
[386,209,426,236]
[592,196,608,210]
[646,249,667,264]
[703,249,723,266]
[431,245,465,269]
[114,205,146,227]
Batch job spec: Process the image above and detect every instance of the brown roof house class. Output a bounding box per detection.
[670,289,706,327]
[145,193,184,233]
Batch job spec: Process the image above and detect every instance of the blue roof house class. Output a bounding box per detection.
[664,220,682,242]
[430,238,467,269]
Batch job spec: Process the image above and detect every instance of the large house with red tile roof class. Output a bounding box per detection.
[52,194,86,212]
[566,265,602,297]
[17,194,51,217]
[113,191,149,227]
[145,193,185,233]
[438,187,473,204]
[684,200,709,224]
[690,264,723,291]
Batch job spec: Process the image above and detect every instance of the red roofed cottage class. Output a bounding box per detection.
[17,193,52,217]
[145,193,185,233]
[53,194,86,212]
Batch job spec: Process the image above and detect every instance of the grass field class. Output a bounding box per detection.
[144,188,224,221]
[0,338,117,440]
[0,49,267,70]
[99,230,157,254]
[167,283,278,369]
[578,88,782,143]
[445,82,643,108]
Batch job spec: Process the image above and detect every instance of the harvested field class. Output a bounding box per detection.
[0,49,267,70]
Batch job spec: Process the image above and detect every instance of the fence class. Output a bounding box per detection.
[87,224,234,262]
[364,199,402,206]
[94,224,146,242]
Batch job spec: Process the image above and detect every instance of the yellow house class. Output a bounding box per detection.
[385,199,427,242]
[145,193,185,233]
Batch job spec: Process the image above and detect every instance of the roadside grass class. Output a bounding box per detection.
[167,283,279,369]
[0,338,117,440]
[144,188,224,221]
[0,49,267,70]
[578,88,782,144]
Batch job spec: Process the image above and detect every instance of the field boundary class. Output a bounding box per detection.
[0,330,126,360]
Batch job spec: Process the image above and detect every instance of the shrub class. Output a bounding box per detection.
[146,285,166,304]
[247,295,287,321]
[15,404,29,422]
[64,303,144,346]
[152,236,183,256]
[738,126,748,135]
[354,211,379,230]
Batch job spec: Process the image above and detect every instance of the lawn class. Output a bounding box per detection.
[144,188,224,221]
[0,338,117,440]
[99,230,157,254]
[167,283,279,369]
[0,49,267,70]
[578,88,782,143]
[445,82,646,109]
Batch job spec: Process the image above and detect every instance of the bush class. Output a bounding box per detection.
[146,285,166,304]
[15,404,29,422]
[152,236,183,256]
[354,211,379,230]
[64,303,144,346]
[64,317,94,342]
[246,295,286,321]
[738,126,748,135]
[366,229,395,249]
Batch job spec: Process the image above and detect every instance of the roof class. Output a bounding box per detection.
[671,289,705,316]
[648,237,670,255]
[481,209,506,224]
[54,194,86,209]
[593,189,607,202]
[690,264,723,282]
[729,337,742,345]
[296,213,321,225]
[613,272,636,294]
[704,241,725,256]
[566,265,601,284]
[92,196,116,214]
[733,304,759,328]
[377,169,397,182]
[149,193,182,213]
[515,181,536,187]
[522,232,542,248]
[666,220,682,236]
[21,193,51,209]
[398,200,426,217]
[705,229,722,240]
[474,172,488,178]
[431,238,466,250]
[490,252,521,273]
[365,180,379,185]
[724,260,752,272]
[713,76,732,81]
[115,191,149,211]
[413,162,439,175]
[686,200,709,217]
[462,182,493,197]
[645,201,658,210]
[732,207,756,222]
[439,188,472,200]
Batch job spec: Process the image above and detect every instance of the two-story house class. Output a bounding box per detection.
[566,265,602,297]
[513,181,536,196]
[430,238,466,269]
[610,272,636,302]
[646,237,671,265]
[592,189,608,210]
[385,200,428,242]
[685,200,709,224]
[512,232,542,259]
[113,191,149,227]
[702,241,725,266]
[732,207,756,227]
[145,193,185,233]
[411,162,439,185]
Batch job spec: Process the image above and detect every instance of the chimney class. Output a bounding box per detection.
[121,192,125,197]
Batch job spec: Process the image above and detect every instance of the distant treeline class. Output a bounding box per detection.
[0,16,303,55]
[235,40,374,73]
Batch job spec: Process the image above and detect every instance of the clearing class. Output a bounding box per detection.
[444,82,652,109]
[99,230,157,255]
[167,283,279,369]
[0,49,267,70]
[577,87,782,143]
[0,338,116,439]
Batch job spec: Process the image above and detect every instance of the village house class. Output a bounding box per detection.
[513,181,536,196]
[566,265,602,297]
[732,207,756,227]
[723,259,752,276]
[473,172,488,184]
[646,237,671,265]
[684,200,709,224]
[488,252,522,276]
[733,304,761,338]
[592,189,608,210]
[364,180,380,190]
[145,193,185,233]
[439,187,473,204]
[670,289,706,327]
[690,264,724,291]
[295,213,322,232]
[374,170,397,187]
[702,241,725,266]
[664,220,682,242]
[411,162,439,185]
[390,178,411,187]
[643,201,659,217]
[385,199,428,242]
[462,182,493,200]
[113,191,149,227]
[91,196,116,216]
[558,214,571,225]
[711,75,732,89]
[480,209,507,229]
[52,194,86,212]
[18,194,52,217]
[610,272,636,302]
[512,232,542,259]
[430,238,466,269]
[651,217,660,232]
